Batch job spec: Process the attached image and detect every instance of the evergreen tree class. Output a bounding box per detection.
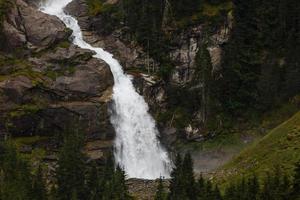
[155,177,167,200]
[31,165,47,200]
[182,153,196,200]
[56,131,86,200]
[0,142,34,200]
[112,165,131,200]
[224,183,237,200]
[101,155,131,200]
[197,174,206,200]
[168,153,187,200]
[246,175,260,200]
[86,162,102,200]
[213,185,222,200]
[292,162,300,200]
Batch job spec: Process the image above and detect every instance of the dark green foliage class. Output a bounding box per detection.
[216,0,300,117]
[0,133,131,200]
[121,0,170,66]
[55,132,131,200]
[111,165,131,200]
[155,177,167,200]
[166,153,300,200]
[0,0,13,49]
[0,142,47,200]
[223,168,293,200]
[169,0,202,20]
[55,131,86,200]
[194,42,215,125]
[86,162,102,200]
[169,153,187,200]
[101,156,131,200]
[0,143,33,200]
[31,166,47,200]
[168,153,197,200]
[182,153,196,200]
[292,162,300,199]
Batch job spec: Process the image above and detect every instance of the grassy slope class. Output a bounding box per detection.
[217,111,300,185]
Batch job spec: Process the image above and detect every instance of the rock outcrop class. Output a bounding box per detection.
[63,0,233,147]
[65,0,158,71]
[1,0,71,52]
[0,0,114,161]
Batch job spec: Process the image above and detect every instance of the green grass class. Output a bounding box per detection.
[217,111,300,186]
[13,136,49,148]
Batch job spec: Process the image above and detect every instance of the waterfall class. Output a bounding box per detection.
[40,0,171,179]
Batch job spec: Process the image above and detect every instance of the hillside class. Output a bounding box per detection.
[217,111,300,185]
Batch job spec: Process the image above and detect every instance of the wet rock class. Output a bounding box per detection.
[127,178,170,200]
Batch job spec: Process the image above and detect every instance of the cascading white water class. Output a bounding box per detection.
[40,0,171,179]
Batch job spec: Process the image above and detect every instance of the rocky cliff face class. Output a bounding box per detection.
[0,0,232,155]
[64,0,233,148]
[65,0,159,71]
[0,0,114,161]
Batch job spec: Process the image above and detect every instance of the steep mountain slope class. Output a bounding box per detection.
[217,111,300,184]
[0,0,114,162]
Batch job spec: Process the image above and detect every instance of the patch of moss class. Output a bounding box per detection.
[9,104,44,118]
[44,65,76,80]
[13,136,49,148]
[0,54,47,86]
[57,40,71,49]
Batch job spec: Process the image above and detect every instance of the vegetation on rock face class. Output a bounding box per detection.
[0,0,11,25]
[219,111,300,185]
[0,142,46,200]
[215,0,300,118]
[0,130,131,200]
[0,0,13,48]
[87,0,300,136]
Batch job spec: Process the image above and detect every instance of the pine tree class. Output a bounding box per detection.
[204,180,214,200]
[168,153,187,200]
[246,175,260,200]
[197,174,206,199]
[224,183,237,200]
[101,155,131,200]
[0,142,34,200]
[56,130,87,200]
[260,172,274,200]
[31,165,47,200]
[182,153,196,200]
[279,174,292,200]
[213,185,222,200]
[292,162,300,200]
[86,162,102,200]
[155,177,167,200]
[112,165,131,200]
